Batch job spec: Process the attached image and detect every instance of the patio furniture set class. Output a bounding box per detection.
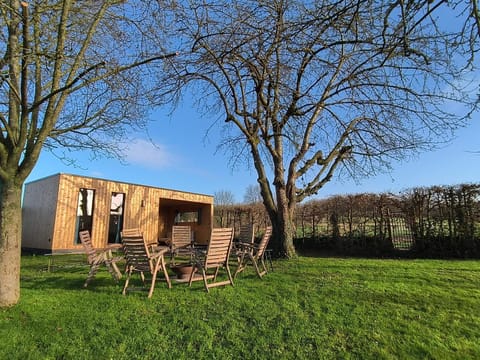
[79,224,273,298]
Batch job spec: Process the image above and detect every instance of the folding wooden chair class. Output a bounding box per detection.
[79,230,123,288]
[233,223,254,252]
[121,230,171,298]
[238,223,255,245]
[234,226,272,279]
[121,228,142,237]
[121,228,159,249]
[188,227,234,292]
[169,225,193,265]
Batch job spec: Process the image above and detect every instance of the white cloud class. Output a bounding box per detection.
[124,138,175,169]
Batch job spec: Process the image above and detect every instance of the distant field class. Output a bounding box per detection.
[0,255,479,359]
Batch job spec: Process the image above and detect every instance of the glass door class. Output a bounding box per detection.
[75,188,95,244]
[108,192,125,244]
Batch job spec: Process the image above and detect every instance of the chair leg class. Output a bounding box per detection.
[84,263,100,288]
[104,250,121,281]
[148,265,159,299]
[234,253,247,279]
[225,264,234,287]
[111,261,122,280]
[105,260,122,282]
[212,266,220,281]
[122,266,132,295]
[159,255,171,289]
[259,256,268,277]
[202,268,209,292]
[188,264,197,286]
[251,254,265,278]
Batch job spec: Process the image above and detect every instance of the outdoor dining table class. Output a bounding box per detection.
[150,244,202,283]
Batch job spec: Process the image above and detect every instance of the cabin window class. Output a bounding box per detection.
[108,192,125,244]
[74,188,96,244]
[174,210,201,225]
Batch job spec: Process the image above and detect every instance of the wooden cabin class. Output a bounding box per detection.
[22,173,214,253]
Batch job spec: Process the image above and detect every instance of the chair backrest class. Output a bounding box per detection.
[78,230,97,265]
[171,225,192,249]
[205,228,234,268]
[237,224,254,245]
[255,226,272,258]
[121,232,152,273]
[121,228,142,237]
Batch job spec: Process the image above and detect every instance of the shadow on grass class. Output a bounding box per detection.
[20,266,122,292]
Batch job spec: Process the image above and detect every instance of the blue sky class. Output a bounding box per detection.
[26,98,480,203]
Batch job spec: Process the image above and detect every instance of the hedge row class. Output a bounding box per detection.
[214,183,480,258]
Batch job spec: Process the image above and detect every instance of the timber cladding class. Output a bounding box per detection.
[22,173,214,253]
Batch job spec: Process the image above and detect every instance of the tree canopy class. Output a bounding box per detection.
[0,0,175,306]
[159,0,479,256]
[0,0,176,176]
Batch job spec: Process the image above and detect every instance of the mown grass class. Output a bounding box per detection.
[1,254,479,359]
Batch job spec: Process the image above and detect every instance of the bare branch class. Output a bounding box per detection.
[163,0,480,256]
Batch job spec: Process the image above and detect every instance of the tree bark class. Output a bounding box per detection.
[271,212,296,258]
[265,188,297,258]
[0,180,23,307]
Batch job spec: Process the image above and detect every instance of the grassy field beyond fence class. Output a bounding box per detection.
[1,255,479,359]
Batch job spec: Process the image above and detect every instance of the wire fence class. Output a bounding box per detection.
[214,184,480,257]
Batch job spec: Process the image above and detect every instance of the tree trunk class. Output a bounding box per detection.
[0,180,23,307]
[269,201,297,258]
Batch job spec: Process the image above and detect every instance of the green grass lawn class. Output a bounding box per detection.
[1,255,479,359]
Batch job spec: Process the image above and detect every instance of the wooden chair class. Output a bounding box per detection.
[230,223,252,266]
[188,227,234,292]
[170,225,193,265]
[121,228,142,237]
[236,223,255,246]
[121,230,171,298]
[232,223,254,257]
[234,226,272,279]
[121,228,157,248]
[78,230,123,288]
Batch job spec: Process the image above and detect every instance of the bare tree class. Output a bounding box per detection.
[0,1,176,306]
[243,184,262,205]
[162,0,479,257]
[213,189,235,227]
[214,189,235,206]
